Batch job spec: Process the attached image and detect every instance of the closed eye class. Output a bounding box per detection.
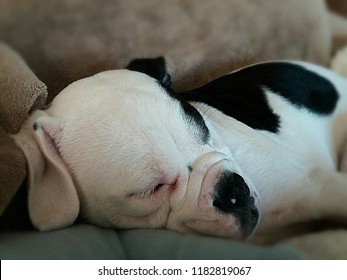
[128,183,165,199]
[139,184,164,198]
[132,174,179,199]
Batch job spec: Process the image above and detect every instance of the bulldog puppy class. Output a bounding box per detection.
[12,57,347,242]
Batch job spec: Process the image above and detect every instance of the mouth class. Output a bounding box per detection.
[240,207,259,238]
[173,151,259,239]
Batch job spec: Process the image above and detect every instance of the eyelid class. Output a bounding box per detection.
[131,183,165,199]
[140,186,156,198]
[129,185,157,198]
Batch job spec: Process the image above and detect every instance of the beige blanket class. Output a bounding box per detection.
[0,42,47,215]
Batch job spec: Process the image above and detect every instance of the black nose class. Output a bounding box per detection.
[213,171,259,237]
[213,172,251,212]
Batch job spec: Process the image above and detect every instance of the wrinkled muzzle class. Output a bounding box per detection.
[167,151,259,240]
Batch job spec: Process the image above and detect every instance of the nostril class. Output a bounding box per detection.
[213,171,253,213]
[229,173,250,208]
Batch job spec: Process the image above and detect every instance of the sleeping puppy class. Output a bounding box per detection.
[12,57,347,241]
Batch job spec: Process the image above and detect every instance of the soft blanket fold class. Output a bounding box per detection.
[0,42,48,215]
[0,42,47,134]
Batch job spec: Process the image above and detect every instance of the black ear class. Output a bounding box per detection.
[126,56,171,88]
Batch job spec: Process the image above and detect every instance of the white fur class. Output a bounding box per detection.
[12,59,347,242]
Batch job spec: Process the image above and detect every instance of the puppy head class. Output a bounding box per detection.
[14,57,259,239]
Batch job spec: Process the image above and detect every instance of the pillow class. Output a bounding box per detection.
[0,225,307,260]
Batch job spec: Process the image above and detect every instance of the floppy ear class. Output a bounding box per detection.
[126,56,171,88]
[14,112,79,231]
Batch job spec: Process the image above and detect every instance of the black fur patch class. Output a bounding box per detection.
[126,56,209,142]
[126,57,171,88]
[163,85,211,143]
[178,62,339,133]
[179,98,210,143]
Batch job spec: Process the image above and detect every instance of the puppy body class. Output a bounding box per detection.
[12,58,347,241]
[182,61,347,235]
[194,62,347,233]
